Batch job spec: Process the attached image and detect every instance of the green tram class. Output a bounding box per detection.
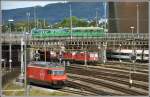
[31,27,107,38]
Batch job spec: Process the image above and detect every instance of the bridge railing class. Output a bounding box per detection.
[1,32,148,42]
[105,33,148,39]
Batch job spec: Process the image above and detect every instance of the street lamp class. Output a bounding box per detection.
[136,4,139,38]
[20,37,25,80]
[8,19,14,71]
[0,24,3,96]
[130,26,134,37]
[23,32,30,96]
[130,26,136,72]
[119,44,122,62]
[103,42,107,64]
[98,44,101,62]
[95,8,98,27]
[69,4,72,39]
[129,26,135,88]
[26,12,30,32]
[34,6,37,28]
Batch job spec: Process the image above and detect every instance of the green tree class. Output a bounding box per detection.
[53,16,89,28]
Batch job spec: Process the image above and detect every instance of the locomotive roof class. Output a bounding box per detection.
[28,61,64,68]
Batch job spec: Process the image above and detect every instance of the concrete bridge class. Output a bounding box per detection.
[1,32,148,50]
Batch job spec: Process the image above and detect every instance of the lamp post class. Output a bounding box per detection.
[44,43,47,62]
[0,24,3,96]
[26,12,30,32]
[104,2,107,32]
[119,44,122,62]
[103,42,107,64]
[69,4,72,39]
[95,8,98,27]
[8,19,14,72]
[20,37,25,79]
[129,26,135,88]
[130,26,136,72]
[84,50,87,66]
[98,44,101,62]
[136,4,139,38]
[34,6,37,28]
[24,32,29,96]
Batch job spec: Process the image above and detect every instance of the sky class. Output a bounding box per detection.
[1,1,67,10]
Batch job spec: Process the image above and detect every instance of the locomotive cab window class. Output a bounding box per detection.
[52,70,64,75]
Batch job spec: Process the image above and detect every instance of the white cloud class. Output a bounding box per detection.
[1,1,67,10]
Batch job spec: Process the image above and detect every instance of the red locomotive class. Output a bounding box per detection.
[37,50,99,63]
[27,61,67,88]
[63,52,99,63]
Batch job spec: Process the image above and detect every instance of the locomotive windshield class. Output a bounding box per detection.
[52,70,64,75]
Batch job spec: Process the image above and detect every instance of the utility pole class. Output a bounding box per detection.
[136,4,139,37]
[37,19,39,28]
[26,12,30,32]
[104,2,107,32]
[70,4,72,39]
[96,8,98,27]
[0,25,2,96]
[44,18,46,28]
[103,42,107,64]
[119,44,122,62]
[24,33,29,96]
[98,44,101,62]
[34,6,37,28]
[84,50,87,66]
[8,19,14,71]
[44,44,46,62]
[21,38,24,78]
[130,26,136,72]
[129,26,135,88]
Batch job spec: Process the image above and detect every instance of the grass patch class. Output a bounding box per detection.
[3,83,70,96]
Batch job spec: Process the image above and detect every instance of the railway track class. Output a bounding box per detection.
[104,61,148,69]
[67,65,148,82]
[65,65,148,96]
[100,65,148,74]
[73,62,148,74]
[66,80,116,96]
[25,82,97,96]
[68,74,148,95]
[59,87,97,96]
[68,72,148,90]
